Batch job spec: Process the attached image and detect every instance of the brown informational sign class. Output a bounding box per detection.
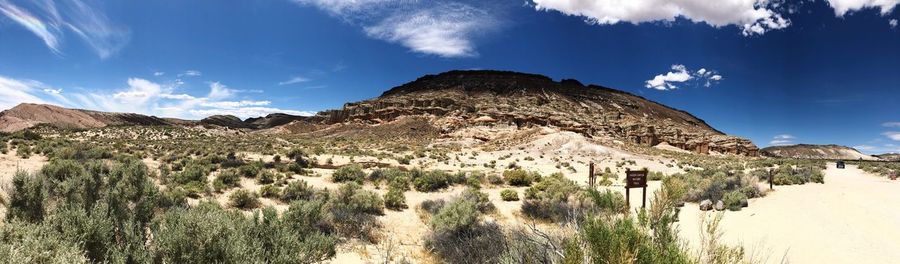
[626,169,648,188]
[625,169,649,209]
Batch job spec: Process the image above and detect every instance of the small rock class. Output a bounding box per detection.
[676,200,685,207]
[714,200,725,211]
[700,199,713,211]
[740,198,749,208]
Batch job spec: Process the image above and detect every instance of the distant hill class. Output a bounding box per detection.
[0,70,759,156]
[760,144,879,160]
[0,103,170,132]
[874,153,900,162]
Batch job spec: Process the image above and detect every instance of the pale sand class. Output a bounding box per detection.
[678,163,900,264]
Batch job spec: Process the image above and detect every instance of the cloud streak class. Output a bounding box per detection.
[0,0,129,58]
[295,0,501,57]
[769,134,796,146]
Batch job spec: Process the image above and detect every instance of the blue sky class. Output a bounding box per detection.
[0,0,898,153]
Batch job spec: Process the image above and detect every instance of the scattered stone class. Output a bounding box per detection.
[714,200,725,211]
[700,199,713,211]
[741,198,749,208]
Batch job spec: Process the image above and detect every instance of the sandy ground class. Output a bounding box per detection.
[678,163,900,264]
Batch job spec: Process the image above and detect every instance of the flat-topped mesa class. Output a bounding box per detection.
[317,70,759,156]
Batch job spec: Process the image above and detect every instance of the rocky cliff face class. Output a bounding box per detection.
[313,70,758,156]
[761,144,878,160]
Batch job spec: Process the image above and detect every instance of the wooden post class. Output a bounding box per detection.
[768,169,774,190]
[588,162,595,188]
[625,187,630,209]
[642,187,646,208]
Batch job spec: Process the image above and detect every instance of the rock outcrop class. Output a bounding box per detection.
[200,115,254,129]
[760,144,879,160]
[313,70,758,156]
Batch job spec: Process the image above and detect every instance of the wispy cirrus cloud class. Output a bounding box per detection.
[769,134,796,146]
[0,0,129,58]
[645,65,723,90]
[278,76,310,86]
[294,0,502,58]
[884,131,900,141]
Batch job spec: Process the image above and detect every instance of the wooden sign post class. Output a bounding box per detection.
[768,169,774,190]
[588,162,596,188]
[625,169,648,209]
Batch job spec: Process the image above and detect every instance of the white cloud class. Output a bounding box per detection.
[645,64,692,90]
[296,0,499,57]
[531,0,790,36]
[0,75,51,110]
[854,145,877,151]
[826,0,900,16]
[207,82,234,100]
[884,132,900,141]
[891,19,899,27]
[774,134,795,139]
[0,74,315,120]
[0,0,129,58]
[179,70,202,77]
[364,2,492,57]
[883,122,900,127]
[645,64,723,90]
[278,76,310,86]
[770,134,795,146]
[154,72,165,76]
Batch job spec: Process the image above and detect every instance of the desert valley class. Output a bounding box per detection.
[2,1,900,263]
[1,71,898,263]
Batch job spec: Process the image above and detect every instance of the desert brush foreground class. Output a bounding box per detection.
[0,71,897,264]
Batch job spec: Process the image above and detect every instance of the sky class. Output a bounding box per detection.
[0,0,898,154]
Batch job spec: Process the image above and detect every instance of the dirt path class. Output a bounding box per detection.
[678,163,900,264]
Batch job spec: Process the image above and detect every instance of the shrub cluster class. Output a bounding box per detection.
[503,169,541,186]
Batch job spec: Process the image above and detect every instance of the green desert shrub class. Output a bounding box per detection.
[0,221,89,263]
[425,198,506,264]
[281,180,316,202]
[259,185,281,198]
[238,162,262,178]
[257,170,276,184]
[503,169,541,186]
[722,190,747,211]
[460,187,494,213]
[501,189,519,201]
[521,173,596,222]
[229,189,260,209]
[412,170,459,192]
[332,165,365,183]
[154,203,336,263]
[383,185,407,210]
[325,182,383,239]
[6,170,46,222]
[212,169,240,192]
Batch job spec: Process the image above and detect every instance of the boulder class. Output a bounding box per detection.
[714,200,725,211]
[740,198,749,208]
[699,199,713,211]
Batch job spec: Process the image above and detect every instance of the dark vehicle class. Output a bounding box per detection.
[836,160,845,169]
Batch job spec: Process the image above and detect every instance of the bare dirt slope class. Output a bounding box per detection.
[678,163,900,264]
